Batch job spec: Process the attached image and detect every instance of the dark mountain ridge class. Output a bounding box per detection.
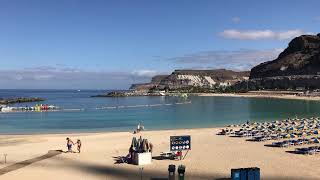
[250,34,320,79]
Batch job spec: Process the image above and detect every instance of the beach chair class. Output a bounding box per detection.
[160,152,175,160]
[175,151,183,160]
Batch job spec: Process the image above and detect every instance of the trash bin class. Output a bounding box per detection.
[231,168,241,180]
[178,165,186,180]
[250,167,260,180]
[232,167,260,180]
[168,164,176,180]
[247,168,255,180]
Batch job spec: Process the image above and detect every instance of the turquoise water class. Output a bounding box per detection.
[1,89,320,134]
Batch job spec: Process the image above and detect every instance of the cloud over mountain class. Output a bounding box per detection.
[220,29,311,40]
[167,49,283,71]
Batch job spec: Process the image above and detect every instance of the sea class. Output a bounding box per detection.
[1,89,320,134]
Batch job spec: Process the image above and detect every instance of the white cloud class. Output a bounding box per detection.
[231,17,241,23]
[167,49,283,71]
[220,29,312,40]
[131,70,158,78]
[0,66,160,89]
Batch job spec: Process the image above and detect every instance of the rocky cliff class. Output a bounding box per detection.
[157,69,249,90]
[129,69,249,92]
[235,33,320,91]
[129,75,168,91]
[250,34,320,79]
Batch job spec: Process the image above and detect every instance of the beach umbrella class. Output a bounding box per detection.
[288,127,295,131]
[284,134,291,138]
[294,131,301,136]
[290,134,297,138]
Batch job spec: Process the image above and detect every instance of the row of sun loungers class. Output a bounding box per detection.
[271,137,320,147]
[217,117,320,155]
[218,117,320,141]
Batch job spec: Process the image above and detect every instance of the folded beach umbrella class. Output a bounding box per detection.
[131,137,137,149]
[142,139,147,152]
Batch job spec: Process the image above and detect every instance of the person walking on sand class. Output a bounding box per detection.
[66,137,74,153]
[76,139,82,153]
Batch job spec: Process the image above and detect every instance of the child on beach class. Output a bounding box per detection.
[66,137,74,153]
[76,139,82,153]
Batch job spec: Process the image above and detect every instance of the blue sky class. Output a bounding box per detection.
[0,0,319,89]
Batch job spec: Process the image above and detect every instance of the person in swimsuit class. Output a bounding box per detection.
[66,137,74,153]
[76,139,82,153]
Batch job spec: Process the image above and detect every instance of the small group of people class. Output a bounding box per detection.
[133,123,144,134]
[66,137,82,153]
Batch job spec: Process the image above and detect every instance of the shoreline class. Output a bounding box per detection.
[193,92,320,101]
[0,126,224,136]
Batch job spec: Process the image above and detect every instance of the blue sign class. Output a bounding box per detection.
[170,135,191,151]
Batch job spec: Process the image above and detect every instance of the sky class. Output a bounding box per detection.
[0,0,319,89]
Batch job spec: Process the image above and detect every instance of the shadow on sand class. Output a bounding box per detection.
[0,150,63,176]
[0,151,310,180]
[264,144,281,147]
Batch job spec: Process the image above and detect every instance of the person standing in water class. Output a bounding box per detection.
[66,137,74,153]
[76,139,82,153]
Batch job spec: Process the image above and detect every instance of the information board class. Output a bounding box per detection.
[170,135,191,151]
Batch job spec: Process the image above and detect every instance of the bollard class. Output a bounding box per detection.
[139,167,144,180]
[177,165,186,180]
[168,164,176,180]
[4,154,7,164]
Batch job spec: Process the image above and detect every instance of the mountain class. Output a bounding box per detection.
[236,33,320,91]
[129,69,249,92]
[250,34,320,79]
[129,75,168,91]
[156,69,249,90]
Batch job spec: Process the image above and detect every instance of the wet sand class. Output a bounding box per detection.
[195,92,320,101]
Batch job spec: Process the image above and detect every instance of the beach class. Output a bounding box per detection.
[0,128,319,180]
[195,92,320,101]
